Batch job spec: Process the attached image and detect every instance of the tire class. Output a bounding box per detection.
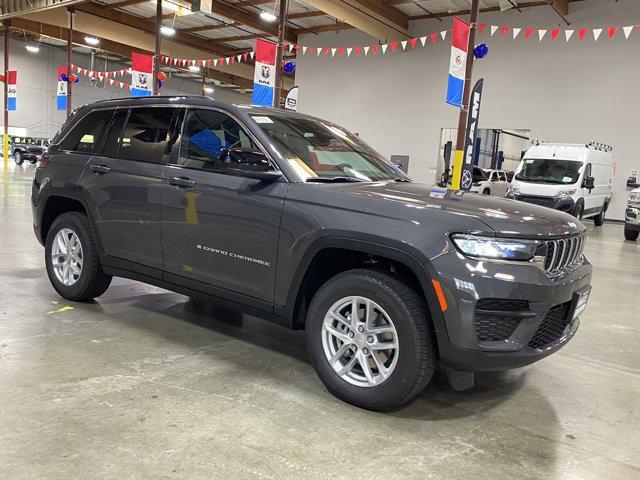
[14,152,22,165]
[593,204,606,227]
[625,226,639,241]
[45,212,112,301]
[573,202,584,220]
[306,269,436,412]
[482,188,490,195]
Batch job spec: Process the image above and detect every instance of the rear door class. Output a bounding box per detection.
[161,107,287,305]
[79,106,180,275]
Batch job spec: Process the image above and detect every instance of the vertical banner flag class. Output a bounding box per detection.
[131,52,153,97]
[446,17,470,107]
[56,66,68,111]
[7,71,16,111]
[252,39,277,107]
[460,79,484,190]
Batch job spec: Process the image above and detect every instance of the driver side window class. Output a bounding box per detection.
[179,109,257,171]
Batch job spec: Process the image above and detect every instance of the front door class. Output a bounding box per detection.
[80,106,179,274]
[161,108,286,305]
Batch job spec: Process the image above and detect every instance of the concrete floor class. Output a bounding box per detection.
[0,162,638,480]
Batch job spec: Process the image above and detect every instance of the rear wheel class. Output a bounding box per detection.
[306,269,436,411]
[14,152,22,165]
[573,202,584,220]
[45,212,112,301]
[593,203,607,227]
[482,188,490,195]
[625,226,639,241]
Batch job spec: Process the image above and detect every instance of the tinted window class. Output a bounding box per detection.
[118,107,176,164]
[59,109,113,154]
[179,109,258,171]
[101,110,128,158]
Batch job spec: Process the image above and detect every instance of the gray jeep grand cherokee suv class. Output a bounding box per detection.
[32,96,592,411]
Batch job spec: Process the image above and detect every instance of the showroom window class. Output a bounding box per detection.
[179,109,258,171]
[116,107,176,164]
[59,109,114,154]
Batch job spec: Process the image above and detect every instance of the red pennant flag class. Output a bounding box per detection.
[501,26,508,36]
[578,29,587,41]
[323,47,329,56]
[308,47,314,54]
[338,47,344,56]
[608,27,617,39]
[429,33,437,43]
[390,42,397,53]
[410,38,417,48]
[372,45,379,55]
[230,56,235,63]
[355,46,361,55]
[525,28,533,39]
[551,29,560,40]
[479,23,486,33]
[295,45,301,53]
[242,53,248,61]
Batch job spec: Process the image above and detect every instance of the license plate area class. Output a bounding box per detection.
[572,287,591,320]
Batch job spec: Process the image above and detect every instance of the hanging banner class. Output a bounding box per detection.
[447,17,470,107]
[284,86,299,111]
[460,79,484,190]
[7,71,16,111]
[56,66,68,111]
[252,39,277,107]
[131,52,153,97]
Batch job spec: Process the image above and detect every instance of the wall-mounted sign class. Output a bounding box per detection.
[284,86,299,111]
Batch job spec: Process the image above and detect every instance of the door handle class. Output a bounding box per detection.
[90,164,111,174]
[169,176,196,188]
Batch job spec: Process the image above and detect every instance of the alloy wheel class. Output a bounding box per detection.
[321,296,399,387]
[51,228,83,286]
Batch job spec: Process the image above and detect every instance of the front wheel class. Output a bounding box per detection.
[306,269,436,411]
[625,226,639,241]
[482,188,490,195]
[14,152,22,165]
[593,204,606,227]
[573,202,584,220]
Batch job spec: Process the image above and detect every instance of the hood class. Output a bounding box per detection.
[326,181,585,238]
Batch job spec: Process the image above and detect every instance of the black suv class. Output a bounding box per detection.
[32,96,592,411]
[12,137,49,165]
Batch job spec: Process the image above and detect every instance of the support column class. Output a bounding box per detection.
[451,0,479,190]
[3,19,9,165]
[273,0,288,108]
[153,0,162,95]
[66,7,74,118]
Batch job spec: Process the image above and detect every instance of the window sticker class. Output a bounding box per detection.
[252,116,273,124]
[525,159,534,164]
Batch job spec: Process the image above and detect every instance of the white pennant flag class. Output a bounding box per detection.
[237,54,242,62]
[181,59,187,66]
[401,40,407,50]
[316,48,322,56]
[173,58,178,65]
[302,46,308,55]
[346,47,352,57]
[491,25,498,36]
[419,36,427,47]
[331,48,337,57]
[565,29,574,41]
[250,51,255,60]
[225,57,230,65]
[109,78,114,85]
[513,27,521,39]
[593,28,602,41]
[538,29,547,42]
[623,26,634,39]
[381,43,388,54]
[363,46,370,56]
[440,30,447,41]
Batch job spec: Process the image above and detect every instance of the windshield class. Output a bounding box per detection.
[515,158,582,185]
[250,114,408,182]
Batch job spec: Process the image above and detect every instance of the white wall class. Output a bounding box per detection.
[0,37,251,139]
[295,0,640,220]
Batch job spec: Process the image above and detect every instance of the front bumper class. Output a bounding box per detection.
[431,246,592,372]
[625,206,640,229]
[507,193,577,215]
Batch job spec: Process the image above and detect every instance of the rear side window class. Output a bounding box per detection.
[117,107,176,164]
[59,109,114,154]
[101,109,129,158]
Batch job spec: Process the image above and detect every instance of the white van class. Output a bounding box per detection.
[506,142,613,225]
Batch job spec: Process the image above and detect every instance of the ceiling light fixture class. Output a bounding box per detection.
[188,65,200,72]
[25,44,40,53]
[259,11,277,22]
[203,86,214,94]
[84,36,100,46]
[160,25,176,36]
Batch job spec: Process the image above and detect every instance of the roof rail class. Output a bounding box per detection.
[586,141,613,152]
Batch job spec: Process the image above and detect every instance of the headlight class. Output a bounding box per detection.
[557,189,577,197]
[451,234,540,261]
[507,184,519,195]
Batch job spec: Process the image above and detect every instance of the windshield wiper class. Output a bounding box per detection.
[306,176,364,183]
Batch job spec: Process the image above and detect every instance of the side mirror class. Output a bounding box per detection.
[583,176,595,190]
[219,148,282,182]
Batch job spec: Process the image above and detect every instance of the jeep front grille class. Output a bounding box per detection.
[543,235,585,274]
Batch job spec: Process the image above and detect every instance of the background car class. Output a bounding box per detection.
[11,137,49,165]
[625,188,640,241]
[469,167,510,196]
